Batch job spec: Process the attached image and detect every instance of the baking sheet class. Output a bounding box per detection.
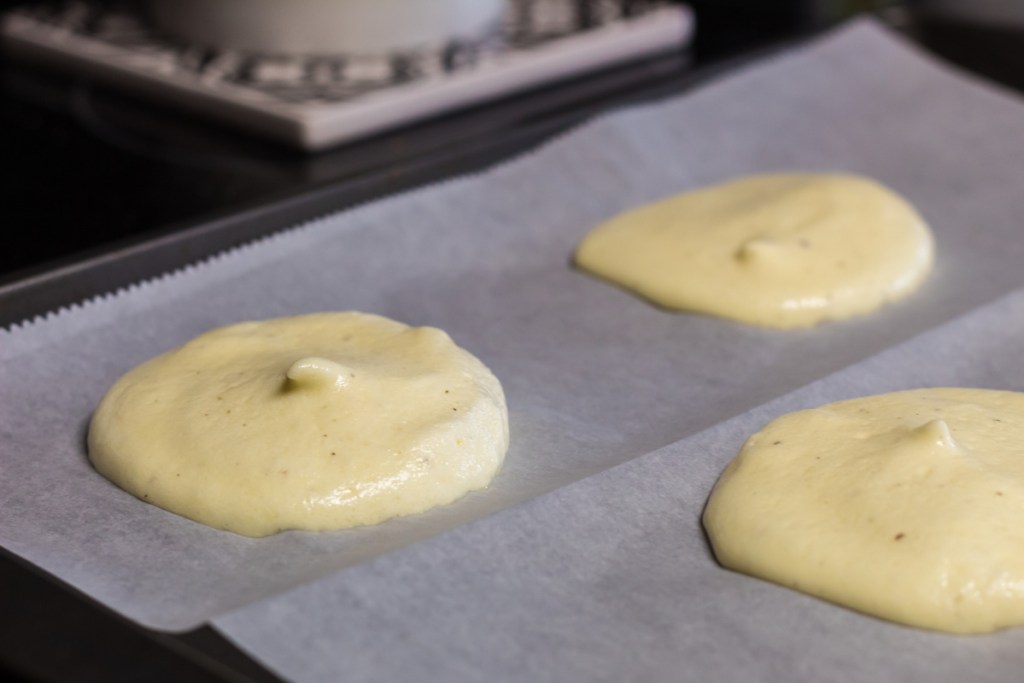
[3,15,1024,672]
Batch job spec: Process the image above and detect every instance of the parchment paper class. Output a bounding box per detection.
[216,288,1024,683]
[4,16,1024,678]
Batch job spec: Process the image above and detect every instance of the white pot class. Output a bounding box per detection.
[145,0,507,55]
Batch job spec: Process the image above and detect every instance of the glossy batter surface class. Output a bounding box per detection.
[575,173,934,327]
[88,312,509,537]
[704,388,1024,633]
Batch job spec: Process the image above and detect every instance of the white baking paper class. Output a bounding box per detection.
[216,287,1024,683]
[3,16,1024,680]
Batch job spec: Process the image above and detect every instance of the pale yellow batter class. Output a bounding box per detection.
[88,312,509,537]
[575,173,934,328]
[704,388,1024,633]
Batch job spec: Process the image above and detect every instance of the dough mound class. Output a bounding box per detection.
[575,173,934,328]
[704,388,1024,633]
[88,312,509,537]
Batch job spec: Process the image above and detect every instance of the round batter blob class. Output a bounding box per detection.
[704,388,1024,633]
[88,312,509,537]
[574,173,934,328]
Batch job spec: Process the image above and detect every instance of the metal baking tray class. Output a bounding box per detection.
[0,46,722,331]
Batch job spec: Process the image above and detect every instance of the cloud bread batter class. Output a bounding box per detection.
[88,312,509,537]
[703,388,1024,633]
[574,173,934,327]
